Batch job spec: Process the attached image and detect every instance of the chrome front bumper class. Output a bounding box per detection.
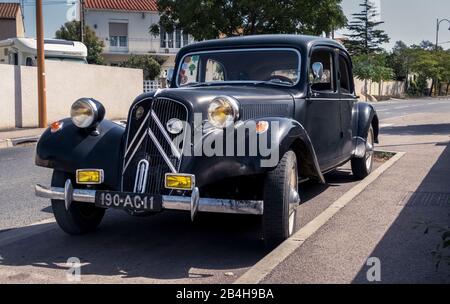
[35,180,263,221]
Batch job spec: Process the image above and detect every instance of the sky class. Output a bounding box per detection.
[3,0,450,50]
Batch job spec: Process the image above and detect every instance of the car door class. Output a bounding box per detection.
[337,51,357,159]
[305,46,342,171]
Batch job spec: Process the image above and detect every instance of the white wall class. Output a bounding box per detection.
[354,79,405,98]
[0,61,143,130]
[0,64,16,129]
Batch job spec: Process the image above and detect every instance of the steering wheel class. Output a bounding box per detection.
[265,75,294,85]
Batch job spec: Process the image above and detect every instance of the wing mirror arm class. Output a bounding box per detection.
[308,62,324,99]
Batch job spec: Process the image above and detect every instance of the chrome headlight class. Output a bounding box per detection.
[207,96,239,128]
[70,98,105,129]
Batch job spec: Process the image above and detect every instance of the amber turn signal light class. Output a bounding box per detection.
[50,121,63,133]
[76,169,104,185]
[165,173,195,191]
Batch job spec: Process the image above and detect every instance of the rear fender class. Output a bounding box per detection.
[355,102,379,143]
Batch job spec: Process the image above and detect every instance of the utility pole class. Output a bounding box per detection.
[80,0,84,43]
[36,0,47,128]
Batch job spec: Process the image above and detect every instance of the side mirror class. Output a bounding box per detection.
[166,67,174,87]
[311,62,324,81]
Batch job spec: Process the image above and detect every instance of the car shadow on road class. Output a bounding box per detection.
[381,123,450,136]
[351,142,450,283]
[0,168,360,283]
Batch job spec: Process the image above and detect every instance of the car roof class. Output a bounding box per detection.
[179,34,347,55]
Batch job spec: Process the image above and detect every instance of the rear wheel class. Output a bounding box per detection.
[263,150,300,249]
[351,125,375,179]
[51,170,105,235]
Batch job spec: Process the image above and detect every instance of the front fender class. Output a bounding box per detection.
[355,102,379,143]
[35,118,125,189]
[182,117,324,187]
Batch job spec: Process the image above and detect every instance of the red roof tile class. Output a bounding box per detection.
[84,0,158,12]
[0,2,20,19]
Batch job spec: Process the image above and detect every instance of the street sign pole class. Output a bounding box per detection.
[36,0,47,128]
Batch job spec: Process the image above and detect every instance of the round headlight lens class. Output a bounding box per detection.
[207,96,239,128]
[71,99,97,128]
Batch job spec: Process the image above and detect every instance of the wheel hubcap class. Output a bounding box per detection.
[365,129,374,170]
[288,164,299,236]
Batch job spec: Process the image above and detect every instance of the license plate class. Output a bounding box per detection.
[95,191,162,212]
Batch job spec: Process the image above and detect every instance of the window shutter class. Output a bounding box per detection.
[109,23,128,36]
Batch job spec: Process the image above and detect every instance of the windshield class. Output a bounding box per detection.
[177,48,300,87]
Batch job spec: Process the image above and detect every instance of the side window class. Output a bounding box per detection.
[310,49,336,93]
[205,59,225,82]
[339,55,352,94]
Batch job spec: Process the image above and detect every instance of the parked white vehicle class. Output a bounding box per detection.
[0,37,88,66]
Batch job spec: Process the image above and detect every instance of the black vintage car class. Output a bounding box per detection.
[35,35,378,247]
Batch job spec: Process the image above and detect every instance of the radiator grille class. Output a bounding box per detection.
[122,97,188,195]
[240,104,289,120]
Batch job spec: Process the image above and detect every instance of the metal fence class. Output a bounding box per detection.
[143,80,161,93]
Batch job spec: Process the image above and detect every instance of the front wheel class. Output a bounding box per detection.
[51,171,105,235]
[262,150,300,249]
[351,125,375,179]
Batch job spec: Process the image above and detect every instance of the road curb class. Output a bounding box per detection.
[234,150,406,284]
[0,135,40,150]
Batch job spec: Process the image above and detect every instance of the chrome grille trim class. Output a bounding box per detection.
[147,128,177,173]
[133,159,149,193]
[124,111,151,158]
[123,130,147,172]
[151,110,182,159]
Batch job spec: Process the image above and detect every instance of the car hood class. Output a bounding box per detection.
[153,85,295,120]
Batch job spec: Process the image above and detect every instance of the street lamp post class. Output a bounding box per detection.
[435,18,450,50]
[432,18,450,96]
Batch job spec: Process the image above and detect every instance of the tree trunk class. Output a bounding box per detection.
[364,79,368,101]
[378,80,382,97]
[430,79,435,96]
[446,83,449,96]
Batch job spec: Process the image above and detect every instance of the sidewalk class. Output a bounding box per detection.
[260,112,450,283]
[0,128,45,149]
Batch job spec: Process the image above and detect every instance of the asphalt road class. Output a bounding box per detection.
[371,98,450,121]
[0,146,51,231]
[0,97,448,283]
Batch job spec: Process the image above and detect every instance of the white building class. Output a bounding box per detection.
[84,0,194,76]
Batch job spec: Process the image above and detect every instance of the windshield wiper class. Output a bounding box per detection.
[252,80,292,86]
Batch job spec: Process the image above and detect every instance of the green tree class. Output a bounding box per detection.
[120,55,162,80]
[353,53,393,97]
[150,0,347,40]
[344,0,390,55]
[55,21,105,65]
[386,41,410,81]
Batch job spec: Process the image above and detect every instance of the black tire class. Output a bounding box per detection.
[51,171,105,235]
[351,125,375,180]
[263,150,300,249]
